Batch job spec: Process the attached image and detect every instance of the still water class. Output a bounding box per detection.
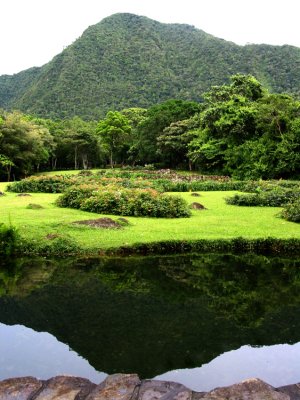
[0,254,300,391]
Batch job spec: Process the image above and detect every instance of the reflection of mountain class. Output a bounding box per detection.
[1,255,300,378]
[0,323,106,382]
[155,343,300,391]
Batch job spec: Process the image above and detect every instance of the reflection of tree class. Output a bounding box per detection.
[159,254,300,327]
[1,254,300,378]
[0,258,65,297]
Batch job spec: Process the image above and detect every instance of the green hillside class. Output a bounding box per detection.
[0,13,300,119]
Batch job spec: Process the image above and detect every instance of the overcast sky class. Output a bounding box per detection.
[1,0,299,76]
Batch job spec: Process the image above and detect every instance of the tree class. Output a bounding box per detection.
[221,93,300,179]
[137,99,201,165]
[157,117,199,169]
[96,111,131,168]
[0,111,53,179]
[0,154,14,182]
[59,117,98,170]
[120,108,147,165]
[188,75,264,174]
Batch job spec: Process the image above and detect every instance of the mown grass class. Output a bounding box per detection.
[0,183,299,253]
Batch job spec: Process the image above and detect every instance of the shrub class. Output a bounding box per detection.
[6,171,248,194]
[243,180,300,193]
[155,180,246,192]
[57,186,191,218]
[7,175,76,193]
[226,189,300,207]
[78,170,93,176]
[0,223,18,256]
[19,235,78,256]
[226,193,263,206]
[281,200,300,222]
[55,184,100,209]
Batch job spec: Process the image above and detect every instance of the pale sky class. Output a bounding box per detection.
[1,0,300,76]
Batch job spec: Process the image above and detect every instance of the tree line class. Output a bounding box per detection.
[0,74,299,181]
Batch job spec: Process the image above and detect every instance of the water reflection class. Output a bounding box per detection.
[0,254,300,391]
[0,323,105,382]
[156,343,300,391]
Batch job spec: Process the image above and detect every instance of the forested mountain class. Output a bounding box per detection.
[1,13,300,120]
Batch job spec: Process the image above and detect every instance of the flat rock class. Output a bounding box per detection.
[34,376,96,400]
[136,380,192,400]
[1,375,300,400]
[278,383,300,399]
[200,378,290,400]
[86,374,140,400]
[0,377,43,400]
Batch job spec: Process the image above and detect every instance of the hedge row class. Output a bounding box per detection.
[225,189,300,207]
[94,169,230,182]
[56,185,191,218]
[106,237,300,256]
[7,174,248,193]
[157,180,246,192]
[12,235,300,256]
[7,175,76,193]
[281,200,300,222]
[243,180,300,193]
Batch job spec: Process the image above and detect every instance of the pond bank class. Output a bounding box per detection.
[1,374,299,399]
[5,236,300,257]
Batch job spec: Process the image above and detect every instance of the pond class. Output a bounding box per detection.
[0,253,300,391]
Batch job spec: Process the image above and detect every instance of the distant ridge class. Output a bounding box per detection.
[0,13,299,119]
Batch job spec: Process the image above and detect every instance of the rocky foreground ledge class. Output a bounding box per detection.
[1,374,300,400]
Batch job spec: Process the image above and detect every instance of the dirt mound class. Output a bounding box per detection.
[191,192,201,197]
[17,193,32,197]
[190,202,207,210]
[73,217,122,229]
[26,203,44,209]
[45,233,60,240]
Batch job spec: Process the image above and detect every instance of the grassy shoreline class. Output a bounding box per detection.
[1,180,299,256]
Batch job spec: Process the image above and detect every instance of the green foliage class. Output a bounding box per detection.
[0,111,54,179]
[7,171,238,194]
[156,116,200,169]
[57,185,191,218]
[156,180,245,192]
[7,175,76,193]
[1,14,300,120]
[19,235,78,256]
[0,223,18,256]
[55,184,99,208]
[281,200,300,223]
[189,79,300,179]
[242,180,300,193]
[226,188,300,207]
[96,111,131,167]
[137,99,201,164]
[115,237,300,256]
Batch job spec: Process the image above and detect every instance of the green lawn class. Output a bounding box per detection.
[0,183,299,252]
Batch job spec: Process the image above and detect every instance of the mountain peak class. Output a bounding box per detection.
[0,13,299,119]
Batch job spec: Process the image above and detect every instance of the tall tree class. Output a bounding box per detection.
[137,99,201,165]
[0,111,53,179]
[60,117,98,170]
[96,111,131,168]
[156,116,199,169]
